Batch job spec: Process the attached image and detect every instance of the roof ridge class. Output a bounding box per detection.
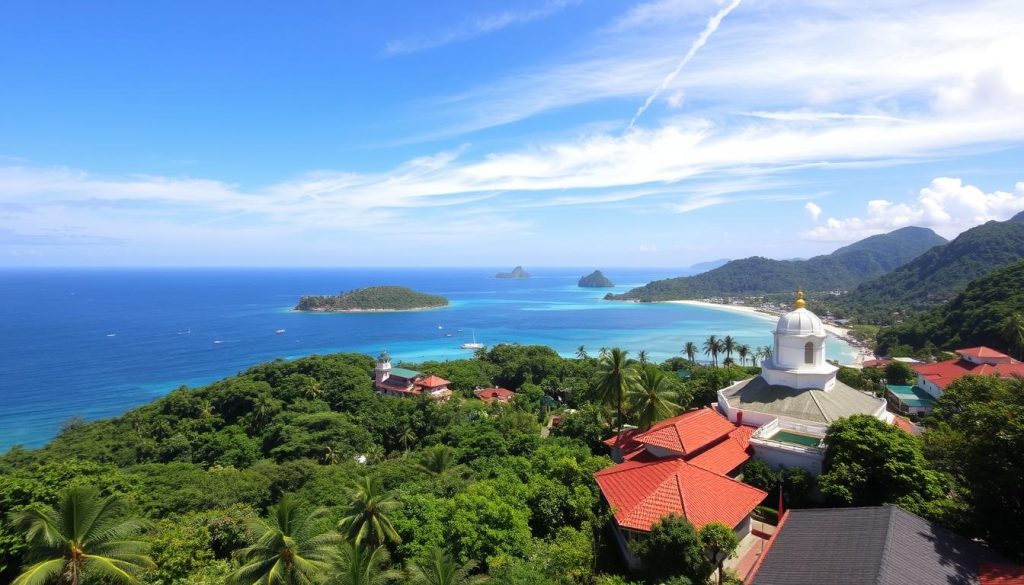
[807,389,831,423]
[874,505,899,585]
[674,471,688,520]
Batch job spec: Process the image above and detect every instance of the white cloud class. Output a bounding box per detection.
[384,0,580,56]
[803,178,1024,241]
[804,201,822,221]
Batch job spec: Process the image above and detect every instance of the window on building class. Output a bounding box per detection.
[804,342,814,364]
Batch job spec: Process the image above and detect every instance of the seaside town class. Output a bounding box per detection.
[4,1,1024,585]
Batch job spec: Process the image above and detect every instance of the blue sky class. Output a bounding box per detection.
[2,0,1023,267]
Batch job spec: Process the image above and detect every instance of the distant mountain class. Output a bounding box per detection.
[686,258,730,275]
[578,270,614,288]
[496,266,530,279]
[876,259,1024,356]
[836,215,1024,321]
[606,227,946,301]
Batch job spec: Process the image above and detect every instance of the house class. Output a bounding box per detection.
[373,351,452,401]
[595,408,767,568]
[474,386,517,404]
[913,347,1024,400]
[746,505,1022,585]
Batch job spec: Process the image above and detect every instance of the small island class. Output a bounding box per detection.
[578,270,614,288]
[496,266,531,279]
[295,286,449,312]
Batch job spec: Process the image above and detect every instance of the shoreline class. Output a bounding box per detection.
[664,300,873,366]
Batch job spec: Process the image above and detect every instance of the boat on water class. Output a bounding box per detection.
[275,329,286,335]
[460,330,484,350]
[177,328,191,335]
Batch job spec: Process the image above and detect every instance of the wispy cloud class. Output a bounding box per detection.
[384,0,581,56]
[627,0,742,129]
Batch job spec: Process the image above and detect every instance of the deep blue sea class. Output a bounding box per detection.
[0,268,856,451]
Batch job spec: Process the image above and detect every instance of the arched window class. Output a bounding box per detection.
[804,342,814,364]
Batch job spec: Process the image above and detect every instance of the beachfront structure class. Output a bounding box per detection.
[374,351,453,401]
[747,505,1023,585]
[886,346,1024,416]
[595,408,767,569]
[718,291,892,474]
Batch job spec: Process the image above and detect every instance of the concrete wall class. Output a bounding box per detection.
[751,441,824,475]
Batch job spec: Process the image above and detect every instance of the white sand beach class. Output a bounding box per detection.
[664,299,871,365]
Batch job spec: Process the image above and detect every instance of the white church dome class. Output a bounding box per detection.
[775,291,825,336]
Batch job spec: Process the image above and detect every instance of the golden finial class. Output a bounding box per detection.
[795,289,806,309]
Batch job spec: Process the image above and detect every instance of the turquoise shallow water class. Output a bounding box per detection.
[0,267,855,451]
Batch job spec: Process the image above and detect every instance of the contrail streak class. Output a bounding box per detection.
[627,0,743,130]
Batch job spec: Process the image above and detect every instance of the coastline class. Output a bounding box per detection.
[664,300,872,366]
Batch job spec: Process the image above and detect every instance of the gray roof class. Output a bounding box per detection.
[721,376,883,424]
[750,506,1004,585]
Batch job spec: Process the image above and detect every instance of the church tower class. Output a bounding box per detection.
[375,350,392,386]
[760,291,838,390]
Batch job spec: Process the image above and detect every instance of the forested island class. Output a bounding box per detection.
[496,266,530,279]
[578,270,614,288]
[295,286,449,312]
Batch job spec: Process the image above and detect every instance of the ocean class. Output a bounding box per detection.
[0,268,856,451]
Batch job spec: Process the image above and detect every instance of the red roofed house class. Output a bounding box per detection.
[596,408,767,568]
[373,351,452,401]
[474,386,517,404]
[913,346,1024,401]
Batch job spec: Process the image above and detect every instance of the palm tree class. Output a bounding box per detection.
[329,542,401,585]
[637,350,649,365]
[598,347,610,360]
[303,379,324,401]
[338,476,402,546]
[1000,312,1024,360]
[364,444,386,465]
[595,348,639,434]
[703,335,721,367]
[683,341,698,364]
[737,344,750,366]
[416,445,455,476]
[576,345,588,360]
[751,349,761,367]
[628,365,681,430]
[761,346,773,361]
[399,428,417,454]
[229,494,339,585]
[10,486,154,585]
[723,356,735,367]
[722,335,736,362]
[322,446,339,465]
[406,546,488,585]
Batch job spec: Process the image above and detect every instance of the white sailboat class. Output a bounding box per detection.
[460,330,484,350]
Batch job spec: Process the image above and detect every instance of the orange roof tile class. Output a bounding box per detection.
[632,408,736,455]
[594,457,766,532]
[914,358,1024,390]
[474,387,516,400]
[980,563,1024,585]
[956,346,1014,361]
[689,425,755,475]
[416,375,450,388]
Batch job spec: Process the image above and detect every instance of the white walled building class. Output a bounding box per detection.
[717,291,892,474]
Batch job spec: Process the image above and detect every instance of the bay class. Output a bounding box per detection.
[0,267,856,451]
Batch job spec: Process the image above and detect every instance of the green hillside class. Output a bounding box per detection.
[296,285,448,311]
[607,226,946,301]
[876,259,1024,356]
[835,215,1024,322]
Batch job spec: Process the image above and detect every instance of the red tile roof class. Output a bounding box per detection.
[956,346,1015,362]
[980,563,1024,585]
[603,428,645,457]
[416,375,450,388]
[688,425,755,475]
[892,416,916,435]
[913,358,1024,390]
[594,457,766,532]
[632,408,737,455]
[474,387,516,400]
